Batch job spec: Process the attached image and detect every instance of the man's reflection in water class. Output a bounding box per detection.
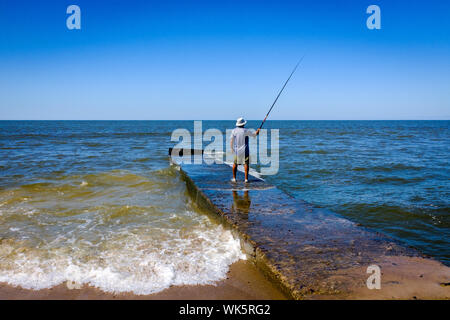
[232,190,251,215]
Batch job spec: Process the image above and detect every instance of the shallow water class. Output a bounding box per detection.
[0,121,245,294]
[0,120,448,294]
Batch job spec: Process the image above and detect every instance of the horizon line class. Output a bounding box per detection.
[0,119,449,121]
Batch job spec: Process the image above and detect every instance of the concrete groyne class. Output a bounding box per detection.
[169,149,450,299]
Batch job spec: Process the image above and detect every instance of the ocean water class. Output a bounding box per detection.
[0,121,245,294]
[0,120,448,293]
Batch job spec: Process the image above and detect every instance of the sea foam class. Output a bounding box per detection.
[0,170,246,295]
[0,221,245,295]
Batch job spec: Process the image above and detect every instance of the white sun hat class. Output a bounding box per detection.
[236,117,247,127]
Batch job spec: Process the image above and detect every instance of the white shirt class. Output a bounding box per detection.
[230,127,257,156]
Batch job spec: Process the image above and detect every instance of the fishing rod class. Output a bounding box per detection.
[258,56,304,130]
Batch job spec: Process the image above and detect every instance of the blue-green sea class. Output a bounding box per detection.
[0,120,448,293]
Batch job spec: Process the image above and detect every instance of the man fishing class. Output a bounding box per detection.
[230,58,303,183]
[230,117,260,183]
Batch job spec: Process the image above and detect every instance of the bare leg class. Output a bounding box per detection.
[244,164,249,181]
[232,163,237,180]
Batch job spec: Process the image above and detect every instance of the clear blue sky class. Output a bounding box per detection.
[0,0,449,120]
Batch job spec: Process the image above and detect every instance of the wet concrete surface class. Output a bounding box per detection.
[170,153,449,299]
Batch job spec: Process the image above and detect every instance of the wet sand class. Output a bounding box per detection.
[324,256,450,300]
[0,260,287,300]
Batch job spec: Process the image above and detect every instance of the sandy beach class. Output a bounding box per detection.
[310,256,450,300]
[0,260,287,300]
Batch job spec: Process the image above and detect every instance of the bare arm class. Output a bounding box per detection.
[249,128,261,137]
